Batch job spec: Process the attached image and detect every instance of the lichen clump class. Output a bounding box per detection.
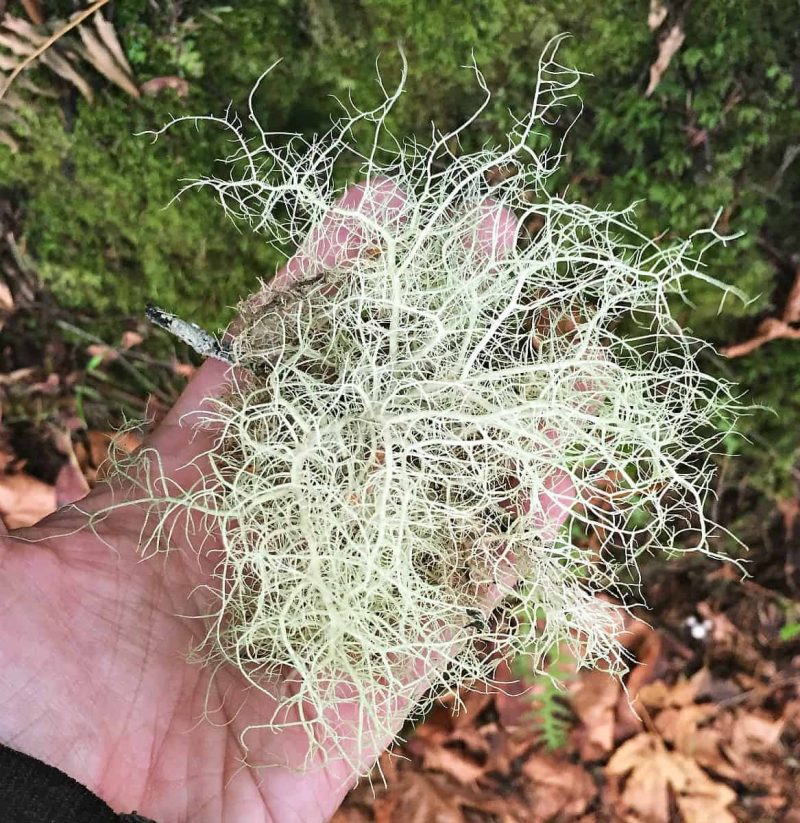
[132,42,740,770]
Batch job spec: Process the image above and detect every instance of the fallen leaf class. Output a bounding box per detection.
[655,704,715,744]
[140,75,190,97]
[373,794,400,823]
[90,11,136,83]
[647,0,668,30]
[330,808,371,823]
[0,471,56,528]
[617,618,663,735]
[172,361,195,379]
[0,279,13,312]
[522,753,597,821]
[20,0,44,26]
[607,733,736,823]
[121,329,143,349]
[639,669,707,711]
[784,269,800,324]
[421,744,484,785]
[54,460,90,506]
[0,128,20,152]
[76,21,140,98]
[86,342,118,363]
[52,429,90,507]
[721,317,800,358]
[389,772,465,823]
[39,47,94,101]
[570,668,619,759]
[729,711,785,755]
[646,23,685,97]
[0,367,35,385]
[494,658,539,732]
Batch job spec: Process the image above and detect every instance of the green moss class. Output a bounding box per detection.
[1,0,797,484]
[2,95,280,328]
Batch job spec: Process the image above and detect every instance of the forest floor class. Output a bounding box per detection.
[0,194,798,823]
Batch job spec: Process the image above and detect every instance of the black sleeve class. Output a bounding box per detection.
[0,744,156,823]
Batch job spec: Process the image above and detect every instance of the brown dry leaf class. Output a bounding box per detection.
[0,471,56,528]
[655,704,715,744]
[0,19,43,52]
[639,668,708,711]
[121,329,144,349]
[20,0,44,25]
[0,17,93,100]
[0,277,13,321]
[373,793,400,823]
[1,11,140,104]
[0,128,18,151]
[447,725,492,760]
[494,658,539,732]
[722,317,800,358]
[86,342,118,363]
[0,367,35,386]
[570,668,620,759]
[330,808,371,823]
[71,429,140,486]
[0,279,13,312]
[39,47,93,100]
[389,772,465,823]
[54,459,90,506]
[76,20,139,98]
[645,23,685,97]
[784,269,800,323]
[616,618,663,736]
[522,753,597,821]
[172,360,195,380]
[648,0,668,30]
[607,733,736,823]
[655,705,739,781]
[140,75,190,97]
[51,429,90,507]
[90,12,135,81]
[421,744,484,785]
[729,711,785,757]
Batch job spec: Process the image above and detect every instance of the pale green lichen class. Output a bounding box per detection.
[103,40,741,772]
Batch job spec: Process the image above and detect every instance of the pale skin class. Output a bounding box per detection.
[0,187,571,822]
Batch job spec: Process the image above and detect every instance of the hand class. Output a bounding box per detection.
[0,184,565,823]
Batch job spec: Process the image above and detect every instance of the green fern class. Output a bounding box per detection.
[513,644,576,751]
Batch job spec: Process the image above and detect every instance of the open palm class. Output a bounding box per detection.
[0,185,536,822]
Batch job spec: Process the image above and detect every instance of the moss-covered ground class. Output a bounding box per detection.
[1,0,798,498]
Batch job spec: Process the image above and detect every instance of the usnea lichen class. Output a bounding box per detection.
[106,40,741,771]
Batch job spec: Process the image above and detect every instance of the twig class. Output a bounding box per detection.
[0,0,110,101]
[146,303,234,364]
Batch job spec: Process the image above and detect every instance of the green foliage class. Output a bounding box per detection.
[1,0,798,483]
[0,91,280,330]
[514,645,575,751]
[780,622,800,643]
